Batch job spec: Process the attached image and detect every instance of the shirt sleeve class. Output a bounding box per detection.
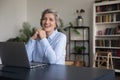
[38,34,67,64]
[25,38,36,62]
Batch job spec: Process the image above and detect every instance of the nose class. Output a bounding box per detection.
[45,19,49,24]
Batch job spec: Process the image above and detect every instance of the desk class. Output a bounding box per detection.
[0,65,115,80]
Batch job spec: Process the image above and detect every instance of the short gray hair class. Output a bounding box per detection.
[40,9,61,29]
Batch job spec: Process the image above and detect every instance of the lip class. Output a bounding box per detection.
[44,25,50,28]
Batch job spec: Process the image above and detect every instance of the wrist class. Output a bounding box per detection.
[31,36,36,40]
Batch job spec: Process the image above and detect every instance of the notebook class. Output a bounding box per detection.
[0,42,47,68]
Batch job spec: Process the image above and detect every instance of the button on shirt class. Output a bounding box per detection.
[25,29,67,65]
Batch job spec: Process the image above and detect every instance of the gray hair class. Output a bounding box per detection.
[40,9,61,29]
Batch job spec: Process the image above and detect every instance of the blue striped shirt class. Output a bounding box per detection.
[25,29,67,64]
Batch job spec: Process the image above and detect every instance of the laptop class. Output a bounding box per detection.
[0,42,47,68]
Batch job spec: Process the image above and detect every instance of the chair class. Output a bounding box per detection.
[93,52,113,69]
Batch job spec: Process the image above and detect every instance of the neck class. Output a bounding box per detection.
[46,31,53,37]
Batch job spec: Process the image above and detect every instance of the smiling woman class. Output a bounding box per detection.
[26,9,67,65]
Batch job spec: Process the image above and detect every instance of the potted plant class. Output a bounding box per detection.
[74,45,86,66]
[74,46,86,54]
[6,22,36,43]
[58,19,80,34]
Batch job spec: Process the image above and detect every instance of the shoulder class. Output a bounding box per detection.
[57,31,66,39]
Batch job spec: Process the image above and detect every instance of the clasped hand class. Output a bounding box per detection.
[32,28,46,40]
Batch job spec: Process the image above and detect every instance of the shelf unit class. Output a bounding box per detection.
[67,26,90,67]
[93,1,120,72]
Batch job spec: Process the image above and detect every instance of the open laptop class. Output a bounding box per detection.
[0,42,47,68]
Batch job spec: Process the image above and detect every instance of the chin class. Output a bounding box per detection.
[44,29,50,32]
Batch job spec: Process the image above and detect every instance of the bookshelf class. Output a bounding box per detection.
[93,0,120,72]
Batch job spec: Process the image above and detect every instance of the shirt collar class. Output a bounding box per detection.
[47,29,58,40]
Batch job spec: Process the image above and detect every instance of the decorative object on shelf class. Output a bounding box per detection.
[97,30,103,35]
[115,25,120,34]
[7,22,36,43]
[74,46,86,67]
[76,9,85,26]
[74,46,86,54]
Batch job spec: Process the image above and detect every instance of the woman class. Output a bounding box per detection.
[26,9,67,65]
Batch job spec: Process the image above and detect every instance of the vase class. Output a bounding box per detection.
[76,16,83,27]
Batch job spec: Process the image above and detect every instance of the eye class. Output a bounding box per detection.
[49,18,54,21]
[42,17,47,21]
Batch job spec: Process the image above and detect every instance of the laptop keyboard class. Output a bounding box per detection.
[30,63,48,68]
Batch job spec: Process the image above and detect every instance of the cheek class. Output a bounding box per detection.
[41,21,44,26]
[52,22,57,28]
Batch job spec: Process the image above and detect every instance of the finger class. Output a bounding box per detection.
[36,31,39,34]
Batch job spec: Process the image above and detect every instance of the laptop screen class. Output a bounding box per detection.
[0,42,30,68]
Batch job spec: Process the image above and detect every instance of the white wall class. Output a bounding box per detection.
[0,0,27,41]
[27,0,94,28]
[0,0,94,42]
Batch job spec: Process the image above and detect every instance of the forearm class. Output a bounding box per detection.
[39,38,57,64]
[39,36,67,64]
[25,38,36,62]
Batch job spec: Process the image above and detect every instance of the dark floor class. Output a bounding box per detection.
[115,72,120,80]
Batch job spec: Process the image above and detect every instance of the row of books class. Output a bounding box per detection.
[96,3,120,12]
[104,25,120,35]
[104,27,115,35]
[116,13,120,21]
[96,14,113,22]
[113,59,120,69]
[96,49,120,57]
[96,39,120,47]
[96,13,120,23]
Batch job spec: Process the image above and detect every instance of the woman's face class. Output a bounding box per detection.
[41,13,56,34]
